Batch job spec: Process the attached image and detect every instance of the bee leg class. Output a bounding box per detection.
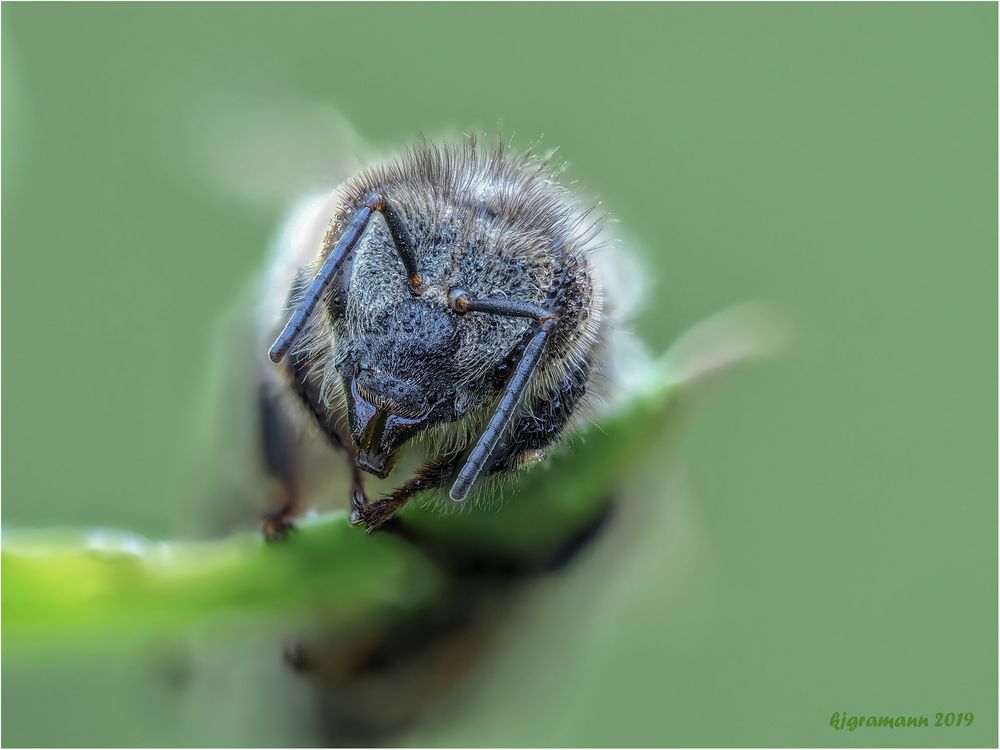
[259,384,301,542]
[350,456,459,532]
[284,352,376,521]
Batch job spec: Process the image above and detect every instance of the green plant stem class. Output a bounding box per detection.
[3,513,443,652]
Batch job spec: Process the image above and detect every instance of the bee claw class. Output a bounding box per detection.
[348,491,400,532]
[262,513,296,542]
[349,490,368,527]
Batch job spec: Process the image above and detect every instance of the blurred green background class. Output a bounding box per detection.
[2,2,996,746]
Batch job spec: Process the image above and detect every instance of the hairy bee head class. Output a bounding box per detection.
[273,138,603,490]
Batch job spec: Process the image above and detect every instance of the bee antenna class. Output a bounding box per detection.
[268,195,381,363]
[449,318,555,502]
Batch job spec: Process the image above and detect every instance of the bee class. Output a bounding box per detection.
[183,132,652,742]
[250,136,641,537]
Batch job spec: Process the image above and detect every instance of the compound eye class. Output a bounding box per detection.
[448,289,471,313]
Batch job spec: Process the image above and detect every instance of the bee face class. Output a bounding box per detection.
[330,205,557,477]
[336,297,461,477]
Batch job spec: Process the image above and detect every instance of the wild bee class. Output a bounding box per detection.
[249,136,643,537]
[185,125,770,743]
